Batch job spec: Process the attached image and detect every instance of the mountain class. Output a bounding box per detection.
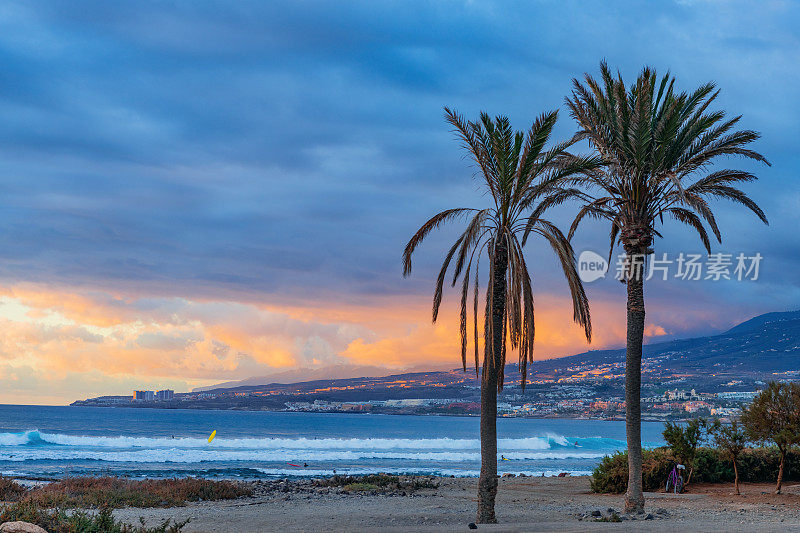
[192,363,455,392]
[531,309,800,376]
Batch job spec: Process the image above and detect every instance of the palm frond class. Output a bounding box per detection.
[403,208,475,276]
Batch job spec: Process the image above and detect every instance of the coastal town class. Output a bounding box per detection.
[73,370,760,421]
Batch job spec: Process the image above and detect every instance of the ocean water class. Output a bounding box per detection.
[0,405,666,479]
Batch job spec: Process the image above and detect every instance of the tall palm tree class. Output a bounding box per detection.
[561,62,769,512]
[403,108,594,523]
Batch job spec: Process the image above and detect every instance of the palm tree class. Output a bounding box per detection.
[562,62,769,512]
[403,108,593,523]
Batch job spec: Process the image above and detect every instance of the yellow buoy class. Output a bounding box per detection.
[208,430,216,443]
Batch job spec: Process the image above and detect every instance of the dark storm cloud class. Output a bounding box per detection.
[0,0,797,328]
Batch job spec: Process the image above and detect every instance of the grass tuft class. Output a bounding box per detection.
[0,500,189,533]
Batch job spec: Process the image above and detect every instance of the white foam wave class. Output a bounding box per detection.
[0,433,31,446]
[0,430,618,452]
[0,448,606,463]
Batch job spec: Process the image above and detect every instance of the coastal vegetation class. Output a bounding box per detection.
[0,477,251,532]
[595,383,800,496]
[0,502,188,533]
[1,477,251,509]
[565,62,769,511]
[7,477,252,509]
[662,419,705,484]
[402,109,594,522]
[314,474,438,493]
[740,381,800,493]
[710,419,747,494]
[591,446,800,494]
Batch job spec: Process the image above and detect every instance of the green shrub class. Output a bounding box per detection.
[592,446,800,493]
[591,448,677,493]
[693,447,730,483]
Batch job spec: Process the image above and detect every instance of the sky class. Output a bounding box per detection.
[0,0,798,404]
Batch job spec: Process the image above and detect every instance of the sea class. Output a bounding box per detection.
[0,405,666,480]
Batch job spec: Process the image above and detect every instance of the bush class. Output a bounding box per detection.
[316,474,400,488]
[22,477,252,509]
[0,476,27,501]
[592,446,800,492]
[315,474,437,491]
[0,500,188,533]
[590,448,677,493]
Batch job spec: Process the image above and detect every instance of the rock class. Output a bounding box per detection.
[0,523,49,533]
[501,473,516,478]
[590,510,602,517]
[656,508,668,515]
[645,513,654,520]
[468,523,478,529]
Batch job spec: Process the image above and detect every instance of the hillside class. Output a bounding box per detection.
[74,310,800,414]
[196,309,800,396]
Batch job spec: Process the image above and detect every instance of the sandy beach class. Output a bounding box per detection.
[111,476,800,532]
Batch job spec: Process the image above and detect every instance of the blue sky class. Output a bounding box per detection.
[0,1,798,403]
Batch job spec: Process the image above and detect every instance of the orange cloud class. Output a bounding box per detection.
[0,281,700,405]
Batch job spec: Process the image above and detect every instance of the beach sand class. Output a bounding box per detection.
[112,476,800,532]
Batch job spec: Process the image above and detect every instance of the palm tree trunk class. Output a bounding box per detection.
[624,258,646,514]
[733,459,739,495]
[776,447,785,494]
[476,241,507,524]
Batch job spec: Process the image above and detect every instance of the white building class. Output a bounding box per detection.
[156,389,175,401]
[716,391,759,401]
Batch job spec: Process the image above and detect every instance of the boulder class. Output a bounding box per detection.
[0,522,49,533]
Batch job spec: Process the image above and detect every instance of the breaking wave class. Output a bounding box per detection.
[0,430,623,474]
[0,430,623,452]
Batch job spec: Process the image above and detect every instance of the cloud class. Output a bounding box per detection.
[0,1,796,402]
